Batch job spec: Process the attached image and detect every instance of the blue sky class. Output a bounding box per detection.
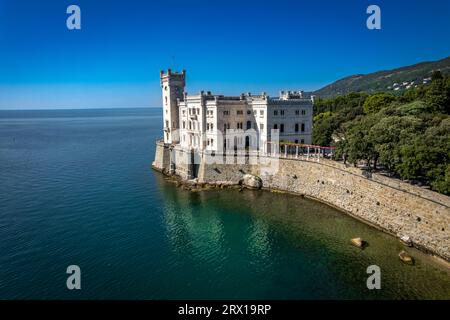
[0,0,449,109]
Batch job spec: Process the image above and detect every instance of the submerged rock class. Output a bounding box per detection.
[241,174,263,189]
[350,237,366,248]
[399,250,415,265]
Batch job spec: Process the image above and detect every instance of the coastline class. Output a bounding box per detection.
[153,165,450,271]
[152,142,450,264]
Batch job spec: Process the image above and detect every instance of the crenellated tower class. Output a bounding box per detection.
[160,69,186,144]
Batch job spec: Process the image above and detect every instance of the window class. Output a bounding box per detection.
[247,110,251,115]
[237,110,243,115]
[260,110,264,116]
[182,110,186,115]
[295,110,300,115]
[295,140,299,144]
[301,123,305,132]
[246,121,252,130]
[260,123,264,130]
[301,139,305,144]
[183,121,186,129]
[165,120,169,128]
[280,110,285,116]
[295,123,299,132]
[223,110,230,116]
[274,124,278,130]
[301,109,306,115]
[274,110,278,116]
[165,97,167,105]
[237,122,243,129]
[280,124,284,133]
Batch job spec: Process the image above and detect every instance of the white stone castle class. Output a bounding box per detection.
[160,69,313,153]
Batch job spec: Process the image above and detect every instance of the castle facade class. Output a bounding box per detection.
[160,69,313,153]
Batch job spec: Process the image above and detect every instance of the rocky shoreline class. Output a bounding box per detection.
[154,165,450,269]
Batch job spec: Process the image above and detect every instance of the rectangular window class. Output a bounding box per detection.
[247,110,251,115]
[295,110,300,115]
[301,109,306,115]
[260,123,264,130]
[237,110,243,115]
[280,110,285,116]
[260,110,264,116]
[301,123,305,132]
[274,110,278,116]
[280,123,284,133]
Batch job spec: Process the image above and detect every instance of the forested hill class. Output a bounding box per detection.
[314,56,450,98]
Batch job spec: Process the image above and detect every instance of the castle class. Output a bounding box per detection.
[160,69,314,153]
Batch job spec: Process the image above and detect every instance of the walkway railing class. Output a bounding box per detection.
[265,141,335,161]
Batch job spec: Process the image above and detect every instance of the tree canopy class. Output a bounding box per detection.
[312,72,450,195]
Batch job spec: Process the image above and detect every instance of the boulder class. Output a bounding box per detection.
[400,235,413,247]
[241,174,263,189]
[350,237,366,248]
[399,250,414,265]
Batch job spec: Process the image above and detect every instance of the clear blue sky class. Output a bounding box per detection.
[0,0,449,109]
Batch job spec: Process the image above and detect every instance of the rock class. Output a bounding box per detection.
[399,250,414,265]
[241,174,263,189]
[350,237,365,248]
[400,235,413,247]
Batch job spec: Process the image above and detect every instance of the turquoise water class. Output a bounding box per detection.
[0,108,449,299]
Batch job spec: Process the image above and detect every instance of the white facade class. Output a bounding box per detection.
[160,69,313,152]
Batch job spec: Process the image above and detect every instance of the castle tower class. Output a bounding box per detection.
[160,69,186,144]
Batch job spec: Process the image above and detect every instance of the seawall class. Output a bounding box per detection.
[152,141,450,261]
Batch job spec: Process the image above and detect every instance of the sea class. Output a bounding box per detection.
[0,107,449,299]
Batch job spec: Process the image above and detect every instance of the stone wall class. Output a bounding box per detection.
[152,143,450,261]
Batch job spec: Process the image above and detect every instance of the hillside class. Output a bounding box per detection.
[314,56,450,98]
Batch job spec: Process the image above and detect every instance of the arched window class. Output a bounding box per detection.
[301,123,305,132]
[295,123,299,132]
[246,121,252,130]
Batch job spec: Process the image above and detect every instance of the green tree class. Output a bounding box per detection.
[363,93,396,114]
[423,72,450,113]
